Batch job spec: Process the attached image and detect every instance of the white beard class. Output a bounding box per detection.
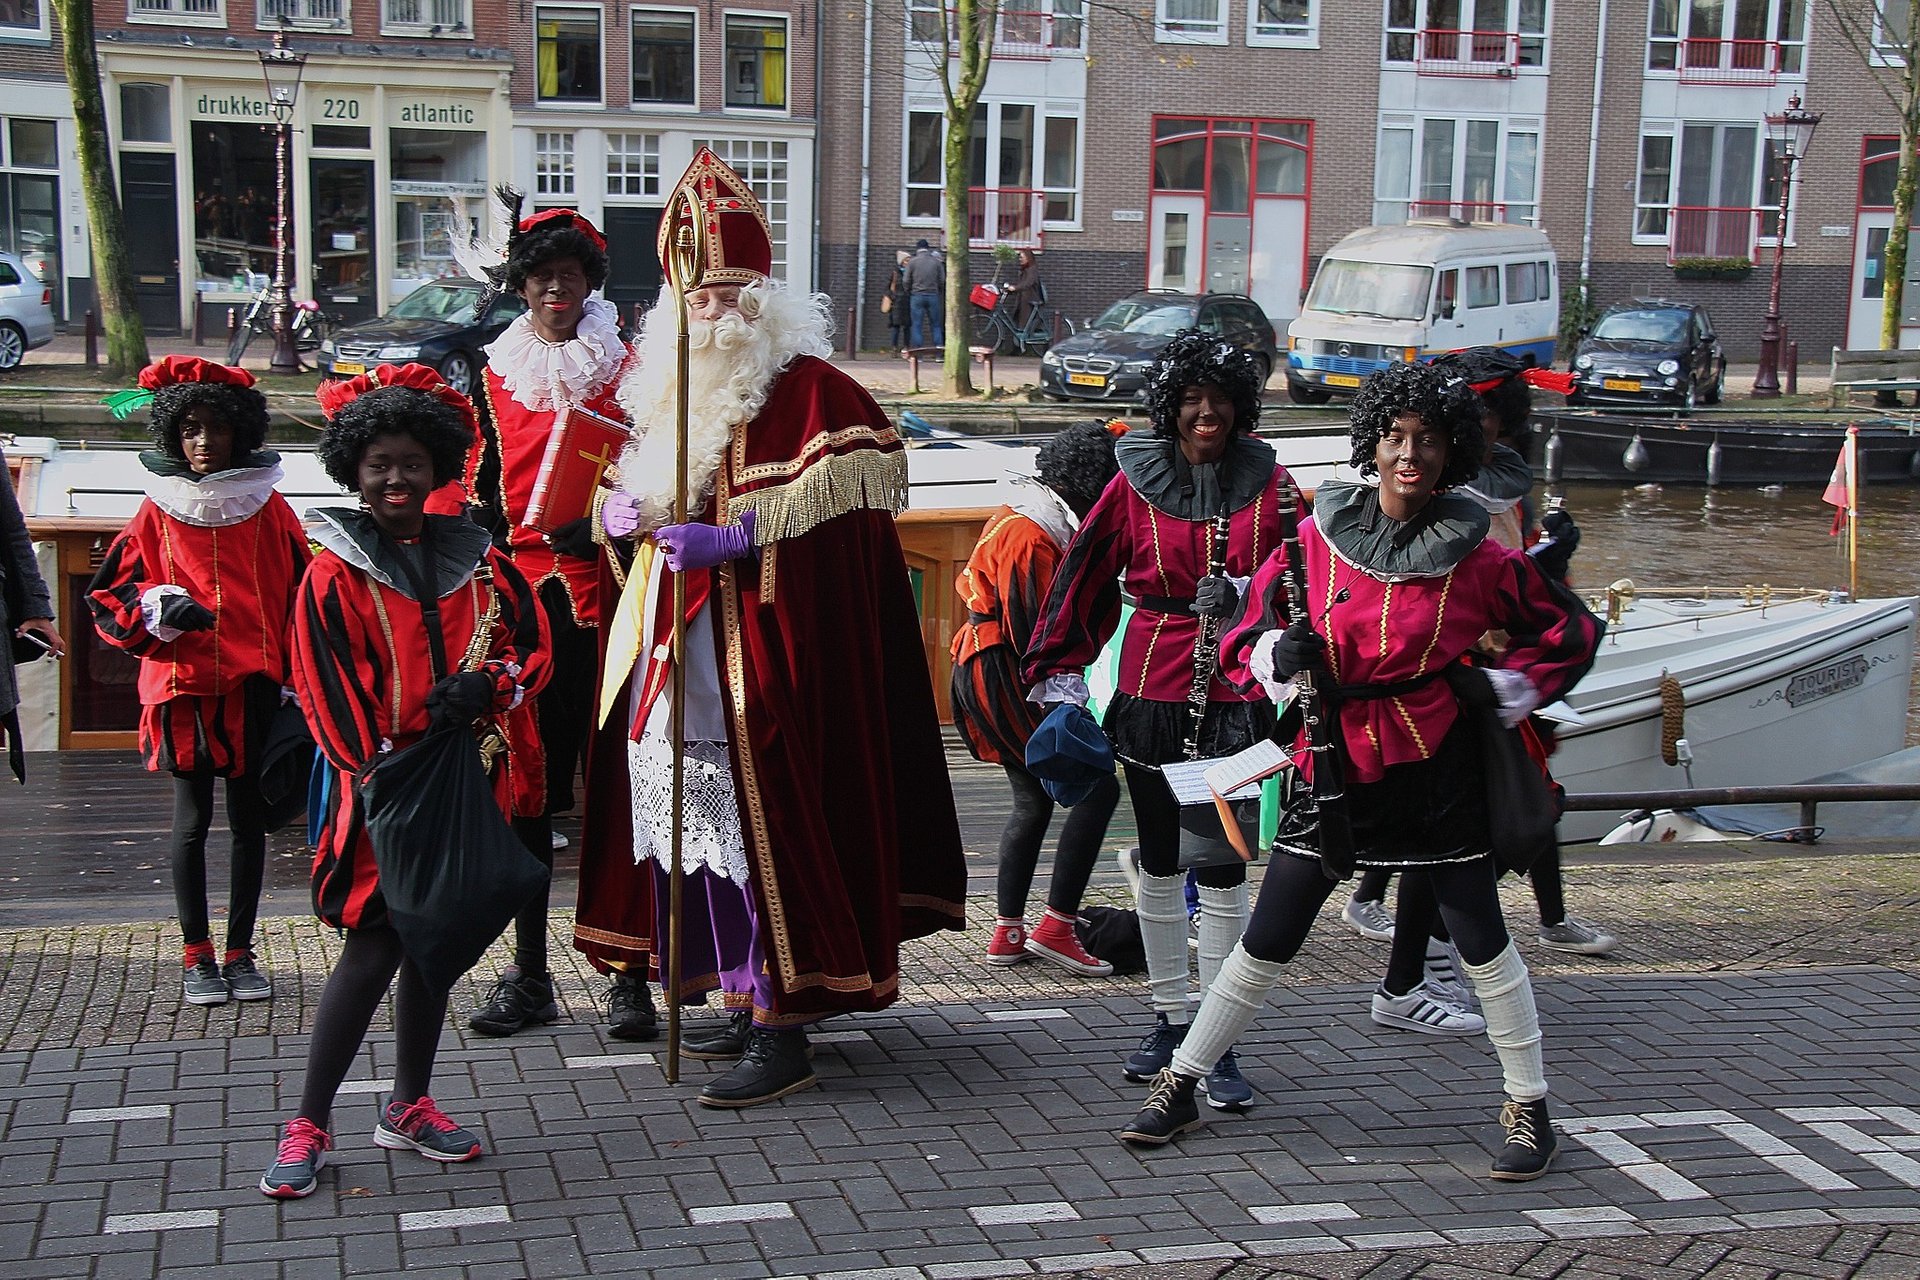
[613,281,834,531]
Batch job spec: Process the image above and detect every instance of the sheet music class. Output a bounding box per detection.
[1202,738,1292,797]
[1163,757,1262,805]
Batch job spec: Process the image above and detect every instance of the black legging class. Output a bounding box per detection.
[995,763,1120,919]
[297,924,449,1129]
[1358,839,1570,936]
[509,814,555,976]
[1124,762,1247,889]
[1244,854,1512,970]
[170,770,268,953]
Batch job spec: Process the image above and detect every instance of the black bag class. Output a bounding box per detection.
[358,725,549,995]
[255,696,315,834]
[1445,666,1558,874]
[1074,906,1146,975]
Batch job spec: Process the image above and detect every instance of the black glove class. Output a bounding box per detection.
[1528,510,1580,582]
[1193,575,1240,621]
[548,517,597,561]
[157,594,216,634]
[1270,619,1327,681]
[426,671,496,730]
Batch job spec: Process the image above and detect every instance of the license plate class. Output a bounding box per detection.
[1067,372,1106,388]
[332,361,366,376]
[1602,378,1641,391]
[1325,373,1362,388]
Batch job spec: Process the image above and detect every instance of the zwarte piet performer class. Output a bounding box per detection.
[88,356,310,1008]
[1120,360,1602,1185]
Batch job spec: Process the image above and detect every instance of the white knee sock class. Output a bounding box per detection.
[1463,943,1548,1102]
[1196,882,1250,996]
[1170,942,1286,1077]
[1136,871,1191,1021]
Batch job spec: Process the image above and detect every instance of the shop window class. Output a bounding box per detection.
[1156,0,1225,44]
[1249,0,1315,44]
[537,6,604,104]
[693,136,787,276]
[535,133,575,197]
[119,84,172,144]
[259,0,343,27]
[391,126,486,292]
[633,9,696,105]
[130,0,223,21]
[723,15,787,110]
[383,0,469,32]
[10,120,55,170]
[0,0,47,37]
[606,133,661,197]
[191,121,280,294]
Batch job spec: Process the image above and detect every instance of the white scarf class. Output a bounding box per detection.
[485,297,627,412]
[145,460,284,528]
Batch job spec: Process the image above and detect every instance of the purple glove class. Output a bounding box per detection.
[601,491,643,540]
[655,509,757,572]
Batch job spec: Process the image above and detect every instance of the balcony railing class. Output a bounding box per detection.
[1674,37,1782,84]
[1408,199,1512,224]
[967,187,1046,248]
[1667,206,1762,263]
[912,7,1084,56]
[1413,28,1520,76]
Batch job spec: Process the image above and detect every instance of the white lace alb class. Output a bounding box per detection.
[485,297,626,412]
[627,736,748,884]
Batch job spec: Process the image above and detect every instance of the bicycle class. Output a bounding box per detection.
[225,292,333,367]
[968,281,1073,356]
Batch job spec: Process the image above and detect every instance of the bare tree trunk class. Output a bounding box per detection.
[941,114,974,397]
[1883,136,1915,349]
[53,0,149,375]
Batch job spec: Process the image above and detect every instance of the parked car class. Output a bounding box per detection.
[318,280,528,396]
[0,251,56,371]
[1569,299,1724,410]
[1039,290,1277,403]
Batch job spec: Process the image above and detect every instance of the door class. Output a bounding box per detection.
[310,158,375,324]
[602,206,664,325]
[1249,199,1305,323]
[119,153,180,335]
[1148,195,1205,293]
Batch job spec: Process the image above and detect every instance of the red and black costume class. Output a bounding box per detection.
[949,489,1071,766]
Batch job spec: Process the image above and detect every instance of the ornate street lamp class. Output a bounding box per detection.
[1751,93,1821,399]
[259,30,307,376]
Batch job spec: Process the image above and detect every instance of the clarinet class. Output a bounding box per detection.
[1276,483,1356,880]
[1183,509,1233,759]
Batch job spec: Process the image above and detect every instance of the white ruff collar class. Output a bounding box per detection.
[146,461,284,527]
[486,297,626,411]
[1006,474,1078,548]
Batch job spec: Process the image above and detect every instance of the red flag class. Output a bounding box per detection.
[1822,438,1852,536]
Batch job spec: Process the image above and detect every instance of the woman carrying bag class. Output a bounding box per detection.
[260,364,551,1200]
[1118,360,1601,1184]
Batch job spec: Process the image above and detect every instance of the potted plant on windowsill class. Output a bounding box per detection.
[1671,256,1753,281]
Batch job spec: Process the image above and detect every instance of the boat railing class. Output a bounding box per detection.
[1590,580,1832,632]
[1563,782,1920,845]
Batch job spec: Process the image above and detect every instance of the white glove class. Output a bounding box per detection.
[139,584,192,642]
[1485,667,1542,729]
[1248,630,1295,707]
[1027,672,1090,708]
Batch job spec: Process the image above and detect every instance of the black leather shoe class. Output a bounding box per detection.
[607,971,659,1042]
[683,1009,751,1060]
[1120,1068,1202,1146]
[467,968,560,1037]
[1490,1096,1558,1181]
[697,1027,818,1108]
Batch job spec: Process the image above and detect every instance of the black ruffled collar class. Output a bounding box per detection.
[304,508,491,600]
[1115,432,1276,521]
[1313,482,1489,581]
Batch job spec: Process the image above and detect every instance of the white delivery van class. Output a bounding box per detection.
[1284,219,1558,402]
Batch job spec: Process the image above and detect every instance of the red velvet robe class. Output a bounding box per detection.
[88,490,311,775]
[291,513,552,930]
[590,355,968,1022]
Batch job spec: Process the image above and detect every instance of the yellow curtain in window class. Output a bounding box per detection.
[764,47,785,107]
[538,19,560,98]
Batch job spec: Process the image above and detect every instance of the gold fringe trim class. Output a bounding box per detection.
[725,448,908,544]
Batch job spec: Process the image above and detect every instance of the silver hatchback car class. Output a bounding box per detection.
[0,251,55,369]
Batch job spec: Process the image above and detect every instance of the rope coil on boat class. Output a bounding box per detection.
[1659,672,1686,768]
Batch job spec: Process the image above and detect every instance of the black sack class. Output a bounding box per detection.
[255,697,316,834]
[1445,665,1559,874]
[1074,905,1146,975]
[358,726,550,995]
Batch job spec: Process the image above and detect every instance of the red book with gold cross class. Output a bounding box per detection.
[523,402,630,535]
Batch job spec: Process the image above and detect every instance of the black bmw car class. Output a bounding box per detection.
[319,280,528,396]
[1039,290,1278,403]
[1568,300,1725,411]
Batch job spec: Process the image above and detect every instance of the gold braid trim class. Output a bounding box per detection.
[724,448,908,544]
[368,583,402,734]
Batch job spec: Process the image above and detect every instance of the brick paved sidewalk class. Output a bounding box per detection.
[5,851,1920,1279]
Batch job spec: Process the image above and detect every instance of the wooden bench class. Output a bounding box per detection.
[1829,347,1920,408]
[901,345,996,393]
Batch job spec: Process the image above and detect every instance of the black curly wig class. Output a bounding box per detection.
[147,383,271,463]
[1036,421,1120,518]
[1141,329,1263,439]
[1347,360,1485,491]
[504,225,610,294]
[316,387,475,491]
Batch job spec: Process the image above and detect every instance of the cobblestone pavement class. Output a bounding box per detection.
[5,847,1920,1279]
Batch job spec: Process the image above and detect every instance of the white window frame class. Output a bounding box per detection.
[1372,113,1542,227]
[1873,0,1911,65]
[605,132,662,199]
[721,10,790,114]
[693,136,790,278]
[1383,0,1550,69]
[127,0,226,28]
[630,6,700,110]
[535,131,576,198]
[257,0,346,29]
[1633,123,1677,245]
[903,108,944,223]
[1247,0,1318,47]
[1647,0,1809,77]
[1155,0,1227,46]
[0,0,51,42]
[535,4,607,108]
[380,0,472,38]
[900,98,1084,235]
[1639,116,1794,256]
